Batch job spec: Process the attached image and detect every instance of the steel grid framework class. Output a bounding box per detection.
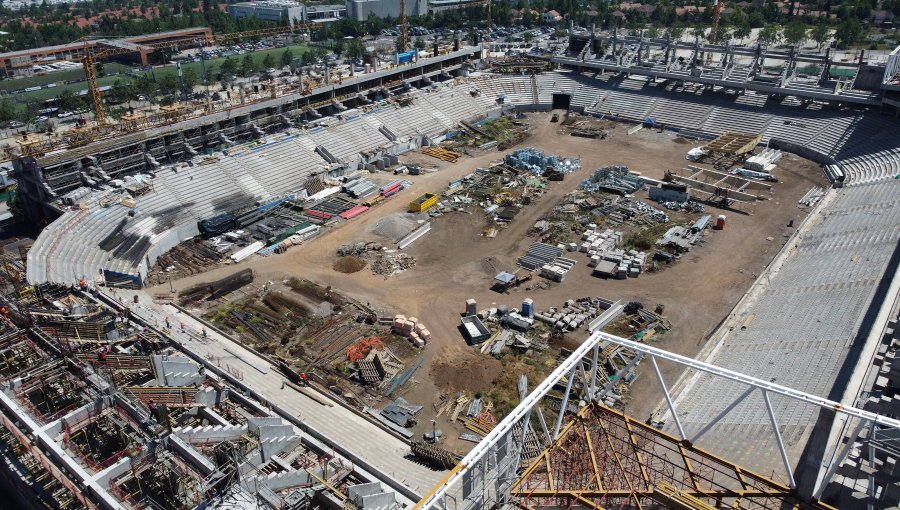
[512,403,834,510]
[414,332,900,510]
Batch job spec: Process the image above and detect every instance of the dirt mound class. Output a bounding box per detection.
[333,256,367,273]
[673,137,692,145]
[431,348,502,393]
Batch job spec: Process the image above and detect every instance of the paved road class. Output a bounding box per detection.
[106,288,447,499]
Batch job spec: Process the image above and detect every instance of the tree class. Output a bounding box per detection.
[645,26,660,39]
[346,38,366,60]
[715,23,731,43]
[182,67,198,90]
[240,53,256,77]
[668,23,685,41]
[220,57,237,79]
[689,25,707,40]
[158,74,180,97]
[109,80,134,104]
[262,53,275,70]
[523,31,534,43]
[56,89,82,112]
[783,19,808,47]
[733,19,752,41]
[522,9,535,27]
[811,23,831,51]
[280,48,293,67]
[133,79,159,102]
[758,24,782,46]
[413,37,426,50]
[834,18,863,48]
[333,39,346,56]
[0,99,18,124]
[395,36,407,52]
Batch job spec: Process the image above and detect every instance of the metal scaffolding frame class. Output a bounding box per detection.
[414,332,900,510]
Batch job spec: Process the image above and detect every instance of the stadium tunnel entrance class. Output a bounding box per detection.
[552,93,571,110]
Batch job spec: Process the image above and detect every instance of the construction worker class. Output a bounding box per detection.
[202,327,207,338]
[299,372,309,386]
[179,321,185,331]
[165,316,171,329]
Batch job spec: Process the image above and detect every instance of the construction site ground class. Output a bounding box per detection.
[147,111,827,454]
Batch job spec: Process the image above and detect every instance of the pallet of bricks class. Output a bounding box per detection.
[391,315,431,347]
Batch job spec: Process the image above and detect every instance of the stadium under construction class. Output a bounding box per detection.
[1,32,899,510]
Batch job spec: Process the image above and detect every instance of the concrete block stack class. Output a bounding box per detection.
[579,225,646,279]
[534,297,614,331]
[392,314,431,347]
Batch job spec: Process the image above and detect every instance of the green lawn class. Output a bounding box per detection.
[149,44,310,83]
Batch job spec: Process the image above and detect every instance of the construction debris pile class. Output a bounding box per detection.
[579,165,645,195]
[336,242,416,277]
[434,392,499,444]
[504,147,582,176]
[444,165,550,231]
[471,117,531,150]
[600,198,670,226]
[560,114,610,139]
[371,252,416,276]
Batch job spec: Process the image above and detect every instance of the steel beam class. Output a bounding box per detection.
[651,355,686,440]
[554,366,577,440]
[600,335,900,430]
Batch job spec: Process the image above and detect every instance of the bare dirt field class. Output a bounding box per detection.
[148,111,827,452]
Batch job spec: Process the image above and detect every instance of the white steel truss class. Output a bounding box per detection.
[414,331,900,509]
